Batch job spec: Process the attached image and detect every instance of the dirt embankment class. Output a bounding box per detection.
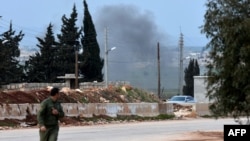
[0,85,160,104]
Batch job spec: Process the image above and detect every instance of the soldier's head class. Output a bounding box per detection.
[50,87,60,96]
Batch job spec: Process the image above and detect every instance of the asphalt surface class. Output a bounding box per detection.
[0,118,236,141]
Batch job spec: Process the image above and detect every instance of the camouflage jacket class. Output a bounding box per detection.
[37,97,65,127]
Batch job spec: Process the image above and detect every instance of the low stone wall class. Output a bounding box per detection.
[194,103,212,116]
[1,81,130,91]
[0,83,65,91]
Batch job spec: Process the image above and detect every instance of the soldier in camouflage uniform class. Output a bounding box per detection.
[37,87,65,141]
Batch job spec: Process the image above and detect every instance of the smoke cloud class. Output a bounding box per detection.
[94,4,179,90]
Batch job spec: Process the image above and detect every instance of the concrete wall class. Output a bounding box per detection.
[0,103,213,120]
[63,103,162,118]
[0,103,174,120]
[194,103,211,116]
[0,103,39,120]
[194,76,210,103]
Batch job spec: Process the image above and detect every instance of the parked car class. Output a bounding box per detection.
[166,95,196,106]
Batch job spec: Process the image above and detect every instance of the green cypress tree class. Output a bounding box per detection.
[0,22,24,85]
[24,53,42,82]
[194,59,200,76]
[201,0,250,122]
[183,59,194,96]
[57,4,81,77]
[183,59,200,97]
[25,23,58,82]
[80,0,104,82]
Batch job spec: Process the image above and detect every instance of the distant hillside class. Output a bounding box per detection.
[19,46,207,91]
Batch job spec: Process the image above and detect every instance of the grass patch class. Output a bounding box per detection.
[0,119,19,127]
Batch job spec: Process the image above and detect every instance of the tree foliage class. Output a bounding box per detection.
[0,23,24,85]
[0,0,104,86]
[201,0,250,124]
[183,59,200,97]
[79,0,104,82]
[57,4,81,77]
[25,23,58,82]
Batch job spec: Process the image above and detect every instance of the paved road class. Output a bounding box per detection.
[0,118,236,141]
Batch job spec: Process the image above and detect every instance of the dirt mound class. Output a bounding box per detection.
[0,85,161,104]
[0,89,49,104]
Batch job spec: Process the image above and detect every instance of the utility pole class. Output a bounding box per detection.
[104,27,116,88]
[75,43,79,89]
[178,32,184,95]
[157,42,161,99]
[104,27,108,88]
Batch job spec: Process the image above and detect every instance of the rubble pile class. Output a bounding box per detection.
[172,104,197,119]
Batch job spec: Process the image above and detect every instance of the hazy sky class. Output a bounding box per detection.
[0,0,208,90]
[0,0,207,47]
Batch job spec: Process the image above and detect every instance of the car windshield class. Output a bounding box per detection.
[170,96,186,101]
